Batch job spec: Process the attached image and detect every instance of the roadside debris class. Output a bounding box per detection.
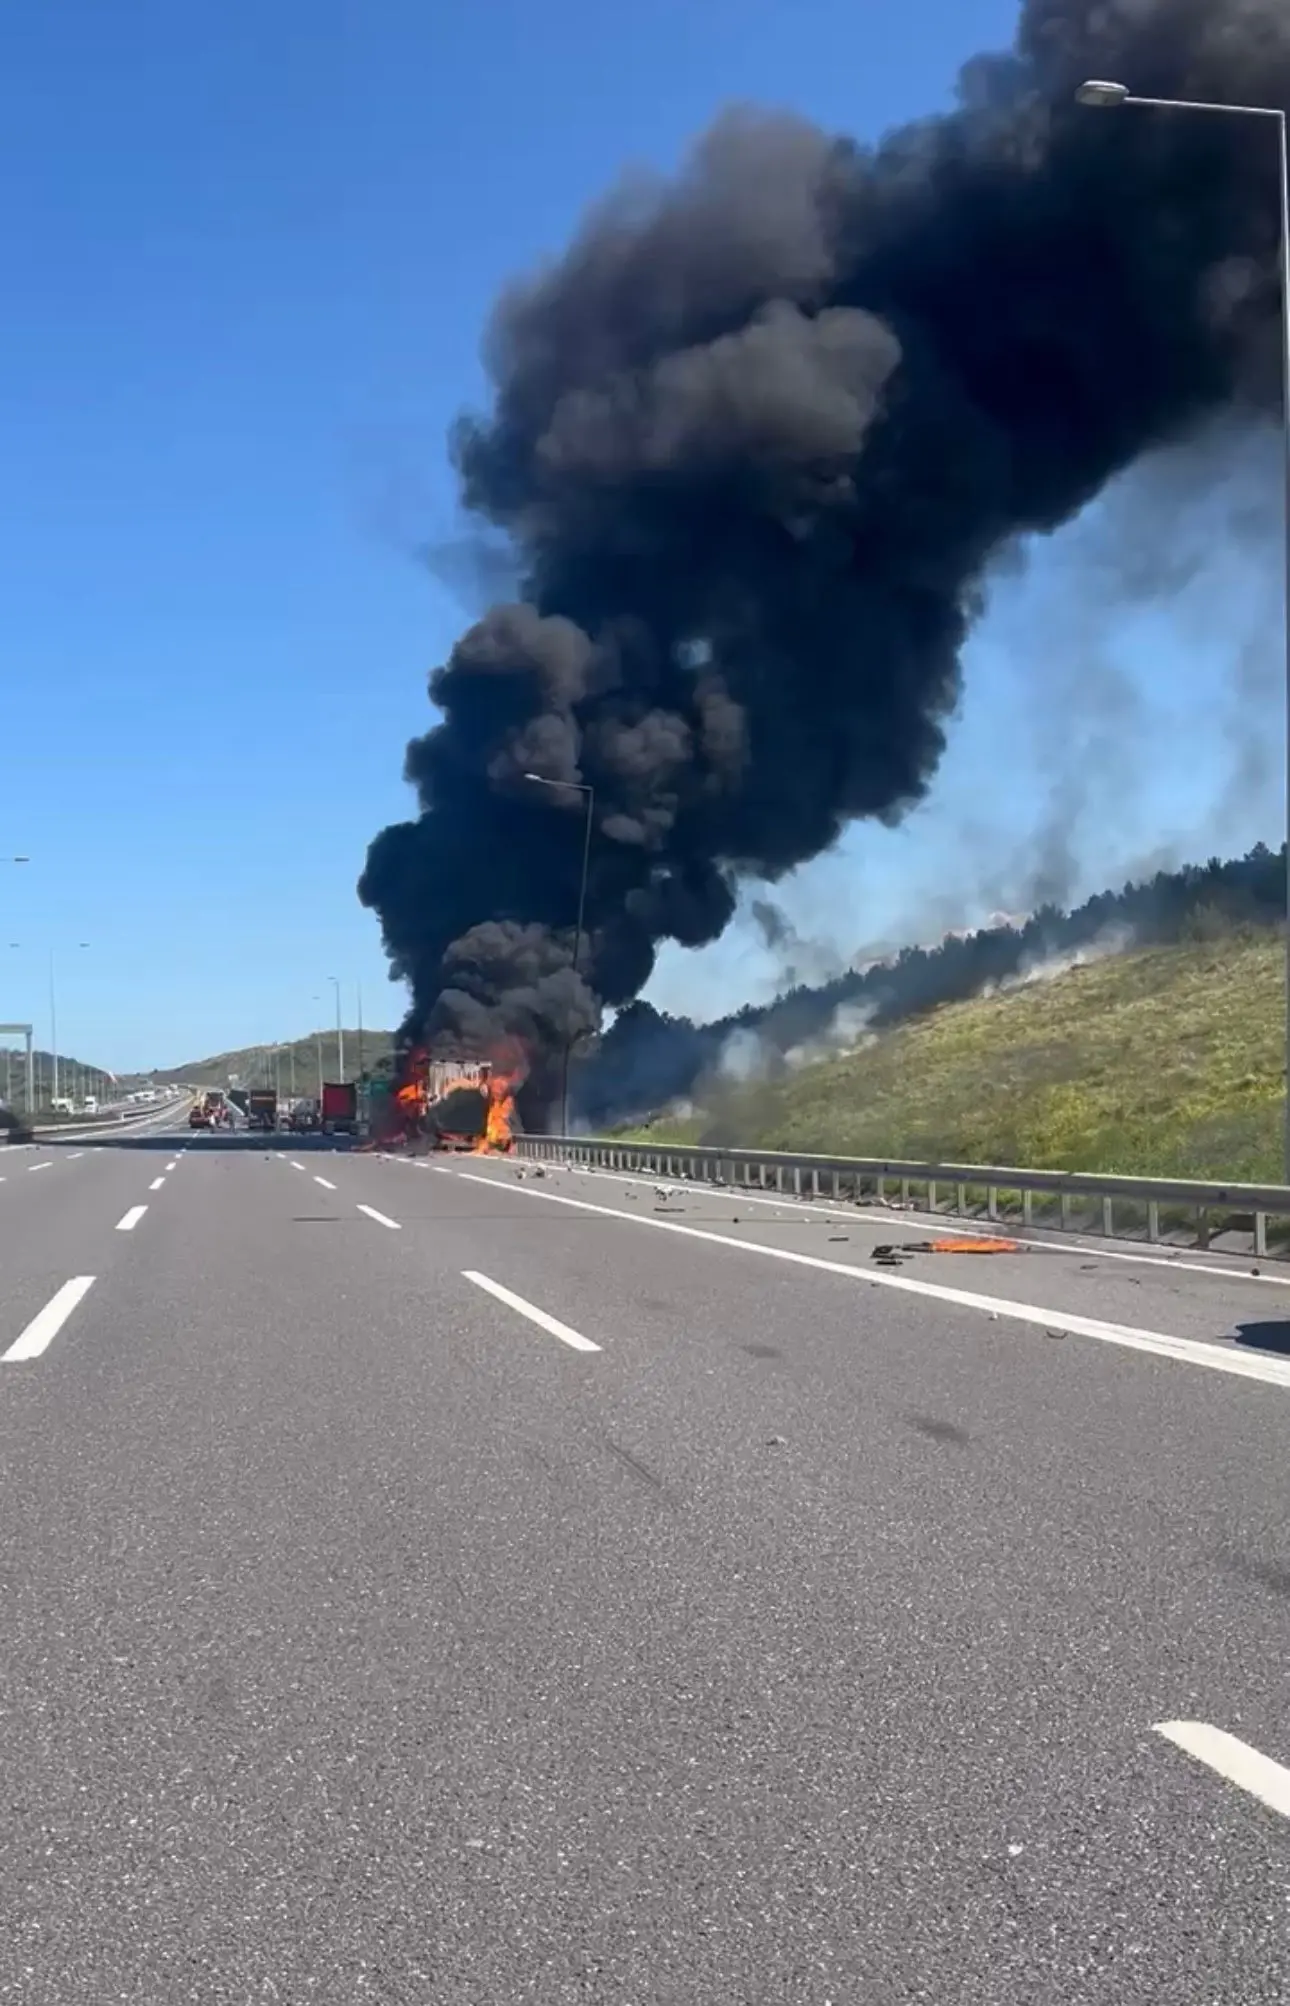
[872,1236,1021,1264]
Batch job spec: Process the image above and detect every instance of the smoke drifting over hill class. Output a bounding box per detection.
[359,0,1289,1116]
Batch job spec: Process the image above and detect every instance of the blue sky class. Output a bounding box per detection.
[1,0,1279,1070]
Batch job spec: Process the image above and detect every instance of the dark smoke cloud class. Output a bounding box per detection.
[360,0,1290,1117]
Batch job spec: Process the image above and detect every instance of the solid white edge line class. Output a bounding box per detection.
[357,1204,401,1230]
[3,1276,96,1362]
[462,1269,601,1352]
[314,1176,337,1190]
[1154,1722,1290,1821]
[115,1205,148,1232]
[452,1171,1290,1390]
[149,1176,165,1191]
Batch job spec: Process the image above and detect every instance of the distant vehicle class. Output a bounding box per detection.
[247,1088,277,1132]
[50,1096,74,1116]
[319,1081,357,1136]
[290,1099,320,1133]
[81,1096,98,1115]
[188,1105,210,1129]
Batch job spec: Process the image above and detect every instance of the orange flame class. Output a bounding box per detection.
[474,1067,518,1154]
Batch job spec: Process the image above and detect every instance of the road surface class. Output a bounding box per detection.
[1,1114,1288,2001]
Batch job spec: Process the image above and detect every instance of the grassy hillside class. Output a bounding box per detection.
[147,1029,396,1092]
[624,930,1286,1184]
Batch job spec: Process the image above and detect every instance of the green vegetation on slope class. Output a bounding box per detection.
[625,930,1285,1183]
[148,1030,396,1092]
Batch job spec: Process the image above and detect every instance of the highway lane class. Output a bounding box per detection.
[0,1135,1287,2000]
[0,1127,193,1348]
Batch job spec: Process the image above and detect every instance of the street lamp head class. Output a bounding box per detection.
[1076,79,1129,107]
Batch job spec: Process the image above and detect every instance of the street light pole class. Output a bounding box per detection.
[1078,80,1290,1180]
[1,865,30,1107]
[312,997,324,1098]
[329,975,344,1081]
[523,772,595,1135]
[48,950,58,1104]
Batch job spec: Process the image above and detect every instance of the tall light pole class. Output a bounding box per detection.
[311,996,325,1097]
[3,863,28,1107]
[1077,78,1290,1178]
[328,975,344,1081]
[33,941,90,1107]
[523,772,594,1135]
[5,946,35,1112]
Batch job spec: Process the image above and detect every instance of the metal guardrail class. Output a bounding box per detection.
[2,1097,192,1142]
[517,1134,1290,1260]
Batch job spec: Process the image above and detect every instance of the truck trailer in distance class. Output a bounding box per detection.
[320,1081,358,1137]
[247,1088,277,1132]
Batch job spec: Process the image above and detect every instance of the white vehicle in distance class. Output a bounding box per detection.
[50,1096,74,1115]
[82,1096,98,1114]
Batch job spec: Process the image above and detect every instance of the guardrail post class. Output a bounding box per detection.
[901,1176,910,1206]
[1022,1190,1033,1226]
[955,1180,966,1216]
[1197,1206,1210,1251]
[1060,1193,1071,1231]
[986,1185,997,1221]
[928,1178,937,1213]
[1255,1210,1268,1258]
[1146,1200,1159,1243]
[811,1168,820,1198]
[792,1166,801,1195]
[877,1174,886,1205]
[1101,1195,1114,1238]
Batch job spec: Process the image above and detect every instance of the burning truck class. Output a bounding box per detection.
[374,1052,520,1155]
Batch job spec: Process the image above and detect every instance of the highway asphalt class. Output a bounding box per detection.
[1,1114,1288,2001]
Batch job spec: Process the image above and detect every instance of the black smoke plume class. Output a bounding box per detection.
[360,0,1289,1122]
